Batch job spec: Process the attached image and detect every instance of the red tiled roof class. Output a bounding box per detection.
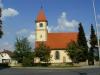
[36,8,47,22]
[35,32,78,49]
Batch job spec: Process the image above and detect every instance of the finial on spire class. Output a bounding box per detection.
[40,0,43,9]
[41,5,43,9]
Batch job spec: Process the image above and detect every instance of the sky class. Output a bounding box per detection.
[0,0,100,51]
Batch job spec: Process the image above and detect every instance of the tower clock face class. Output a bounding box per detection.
[40,23,43,27]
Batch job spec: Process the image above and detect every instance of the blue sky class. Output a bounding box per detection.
[0,0,100,51]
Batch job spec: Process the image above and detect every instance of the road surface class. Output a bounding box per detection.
[0,67,100,75]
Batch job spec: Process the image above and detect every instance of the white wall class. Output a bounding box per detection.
[1,53,11,60]
[35,21,48,41]
[35,30,47,41]
[36,22,47,30]
[50,50,72,63]
[0,53,11,63]
[0,54,2,63]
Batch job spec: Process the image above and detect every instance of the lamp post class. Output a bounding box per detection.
[92,0,100,61]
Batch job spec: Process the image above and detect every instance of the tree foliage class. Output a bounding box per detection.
[0,18,3,38]
[77,23,88,61]
[90,24,98,47]
[66,42,85,63]
[88,24,98,63]
[0,8,3,38]
[0,29,3,38]
[88,47,94,65]
[34,42,50,63]
[14,37,34,66]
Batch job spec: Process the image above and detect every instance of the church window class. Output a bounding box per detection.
[40,23,43,27]
[55,51,60,60]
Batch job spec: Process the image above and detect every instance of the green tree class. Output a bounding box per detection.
[14,37,34,66]
[0,8,3,38]
[22,52,34,66]
[66,42,84,63]
[90,24,98,47]
[88,24,98,63]
[34,42,50,63]
[0,32,3,38]
[77,23,88,61]
[88,47,94,65]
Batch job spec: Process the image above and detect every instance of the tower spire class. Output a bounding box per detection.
[36,0,47,22]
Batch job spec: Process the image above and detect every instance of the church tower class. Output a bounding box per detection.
[35,7,48,42]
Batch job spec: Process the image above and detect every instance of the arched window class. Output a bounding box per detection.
[40,23,43,27]
[55,51,60,60]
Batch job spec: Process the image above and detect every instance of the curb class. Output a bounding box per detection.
[11,66,100,70]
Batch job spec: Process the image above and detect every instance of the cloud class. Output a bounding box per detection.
[2,8,19,18]
[16,29,29,36]
[0,27,35,50]
[97,15,100,19]
[16,29,35,49]
[28,32,35,49]
[97,24,100,38]
[98,24,100,28]
[0,0,19,18]
[47,26,53,32]
[57,12,78,31]
[98,31,100,38]
[87,41,91,48]
[0,42,14,51]
[16,28,35,43]
[0,32,35,51]
[48,12,79,32]
[28,32,35,43]
[0,0,3,8]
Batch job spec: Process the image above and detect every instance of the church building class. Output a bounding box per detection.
[34,7,78,64]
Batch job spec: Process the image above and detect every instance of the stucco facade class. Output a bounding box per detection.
[35,22,48,42]
[50,50,72,63]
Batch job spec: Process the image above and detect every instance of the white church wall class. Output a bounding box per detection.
[36,22,47,30]
[50,50,72,63]
[35,30,47,41]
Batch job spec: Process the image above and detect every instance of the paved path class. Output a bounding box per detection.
[0,67,100,75]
